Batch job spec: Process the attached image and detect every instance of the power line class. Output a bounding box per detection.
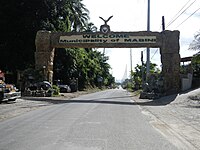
[151,1,196,60]
[166,0,197,28]
[151,49,159,60]
[151,1,197,60]
[176,7,200,28]
[151,1,198,61]
[166,0,192,26]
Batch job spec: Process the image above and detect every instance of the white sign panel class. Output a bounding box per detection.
[59,34,156,44]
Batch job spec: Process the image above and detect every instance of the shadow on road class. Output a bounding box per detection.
[135,94,178,106]
[23,94,178,106]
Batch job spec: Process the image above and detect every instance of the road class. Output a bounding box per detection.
[0,89,179,150]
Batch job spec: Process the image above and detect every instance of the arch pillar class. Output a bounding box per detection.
[160,30,180,94]
[35,30,54,83]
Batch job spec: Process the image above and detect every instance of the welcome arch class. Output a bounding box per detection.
[35,30,180,94]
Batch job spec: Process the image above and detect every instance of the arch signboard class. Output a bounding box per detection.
[53,31,160,48]
[35,30,180,94]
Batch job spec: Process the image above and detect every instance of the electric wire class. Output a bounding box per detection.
[151,48,159,60]
[166,0,193,27]
[151,0,198,61]
[176,7,200,28]
[166,0,197,28]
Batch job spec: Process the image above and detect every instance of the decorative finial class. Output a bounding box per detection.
[99,16,113,25]
[99,16,113,33]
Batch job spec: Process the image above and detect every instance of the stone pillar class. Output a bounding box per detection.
[160,30,180,94]
[35,30,54,84]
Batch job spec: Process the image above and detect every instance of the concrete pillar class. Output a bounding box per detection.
[160,30,180,94]
[35,30,54,83]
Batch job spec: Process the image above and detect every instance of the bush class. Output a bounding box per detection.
[52,85,60,96]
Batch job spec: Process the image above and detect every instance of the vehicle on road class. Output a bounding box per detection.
[0,70,21,102]
[24,81,53,97]
[0,81,21,102]
[58,84,71,93]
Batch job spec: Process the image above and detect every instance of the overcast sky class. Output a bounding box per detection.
[83,0,200,81]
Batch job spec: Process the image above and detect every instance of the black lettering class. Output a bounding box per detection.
[147,39,156,42]
[124,39,132,42]
[115,35,124,38]
[109,34,116,38]
[97,35,103,38]
[82,34,91,38]
[124,34,129,38]
[103,35,108,38]
[91,35,97,38]
[103,40,107,43]
[59,39,67,43]
[132,39,138,42]
[115,34,129,38]
[139,39,144,42]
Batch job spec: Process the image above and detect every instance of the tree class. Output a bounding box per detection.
[82,22,97,32]
[189,31,200,51]
[53,48,114,90]
[131,63,160,89]
[0,0,89,82]
[0,0,114,89]
[66,0,89,32]
[189,31,200,79]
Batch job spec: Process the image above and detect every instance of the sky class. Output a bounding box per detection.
[83,0,200,82]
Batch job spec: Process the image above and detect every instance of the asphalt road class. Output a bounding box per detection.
[0,89,178,150]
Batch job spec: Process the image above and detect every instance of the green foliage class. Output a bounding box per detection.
[189,31,200,79]
[189,31,200,51]
[53,48,114,90]
[21,68,43,83]
[52,85,60,96]
[126,81,133,91]
[131,63,161,90]
[0,0,90,81]
[192,52,200,63]
[192,52,200,78]
[0,0,115,89]
[121,79,133,90]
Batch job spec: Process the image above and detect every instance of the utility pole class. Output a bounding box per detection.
[162,16,165,31]
[130,48,133,80]
[146,0,150,81]
[141,51,145,88]
[130,48,133,87]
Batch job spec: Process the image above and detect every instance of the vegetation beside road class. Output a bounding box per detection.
[0,0,199,95]
[0,0,115,91]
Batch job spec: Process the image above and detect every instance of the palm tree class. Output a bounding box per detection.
[82,22,97,32]
[189,31,200,51]
[41,0,89,32]
[66,0,89,32]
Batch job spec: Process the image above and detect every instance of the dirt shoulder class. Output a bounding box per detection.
[132,88,200,150]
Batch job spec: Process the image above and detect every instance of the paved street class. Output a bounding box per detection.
[0,89,179,150]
